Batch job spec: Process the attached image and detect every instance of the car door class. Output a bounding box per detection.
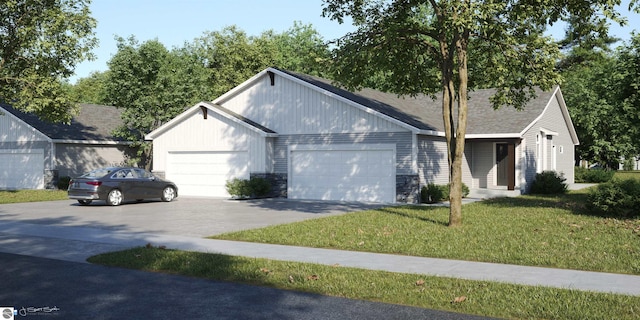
[113,169,142,200]
[134,168,156,198]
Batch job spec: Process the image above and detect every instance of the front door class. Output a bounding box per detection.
[496,143,509,186]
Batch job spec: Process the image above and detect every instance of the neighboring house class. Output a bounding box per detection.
[146,67,579,203]
[0,103,134,189]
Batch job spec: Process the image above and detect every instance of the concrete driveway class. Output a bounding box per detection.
[0,197,382,237]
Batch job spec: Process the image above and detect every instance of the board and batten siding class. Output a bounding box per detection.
[0,109,50,143]
[219,74,408,135]
[273,132,414,175]
[521,93,576,188]
[151,110,270,174]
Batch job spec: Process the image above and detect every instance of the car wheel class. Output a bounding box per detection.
[77,200,92,205]
[107,189,123,206]
[161,186,176,202]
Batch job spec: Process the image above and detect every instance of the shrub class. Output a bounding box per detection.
[530,171,567,194]
[574,166,614,183]
[442,183,470,199]
[421,183,444,204]
[57,176,71,190]
[225,178,271,199]
[248,177,271,197]
[421,182,469,204]
[587,178,640,217]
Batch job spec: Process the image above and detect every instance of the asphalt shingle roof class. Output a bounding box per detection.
[1,103,126,141]
[280,69,553,135]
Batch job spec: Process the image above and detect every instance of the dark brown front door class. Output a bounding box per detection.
[496,143,509,186]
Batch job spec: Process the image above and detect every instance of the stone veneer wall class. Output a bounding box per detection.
[396,174,420,204]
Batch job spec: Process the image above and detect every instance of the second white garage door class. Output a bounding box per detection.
[166,151,249,197]
[0,149,44,189]
[289,147,395,203]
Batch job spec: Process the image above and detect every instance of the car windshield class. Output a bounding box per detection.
[80,168,115,179]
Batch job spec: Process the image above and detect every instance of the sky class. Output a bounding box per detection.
[70,0,640,83]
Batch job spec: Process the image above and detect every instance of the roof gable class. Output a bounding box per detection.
[0,103,126,141]
[145,102,278,140]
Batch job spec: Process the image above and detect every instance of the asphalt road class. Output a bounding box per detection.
[0,253,494,320]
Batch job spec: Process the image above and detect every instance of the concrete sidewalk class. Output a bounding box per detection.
[1,220,639,297]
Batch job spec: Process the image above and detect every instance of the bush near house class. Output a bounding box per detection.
[587,178,640,217]
[57,176,71,190]
[575,166,615,183]
[530,171,567,194]
[420,183,469,204]
[225,178,271,199]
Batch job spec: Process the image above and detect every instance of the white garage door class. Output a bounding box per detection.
[166,151,249,197]
[0,149,44,189]
[289,147,395,203]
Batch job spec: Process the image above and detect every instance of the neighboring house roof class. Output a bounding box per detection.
[0,103,126,142]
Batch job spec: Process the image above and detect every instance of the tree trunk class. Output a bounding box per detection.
[449,32,470,227]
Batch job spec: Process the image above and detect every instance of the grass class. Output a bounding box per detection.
[211,190,640,275]
[614,170,640,180]
[0,189,67,204]
[89,246,640,319]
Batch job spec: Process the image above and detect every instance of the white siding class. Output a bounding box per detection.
[219,75,408,134]
[0,109,49,142]
[151,109,268,174]
[522,93,576,189]
[417,136,449,185]
[417,137,473,187]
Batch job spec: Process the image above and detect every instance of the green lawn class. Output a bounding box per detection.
[89,247,640,319]
[614,170,640,180]
[212,191,640,275]
[0,189,67,204]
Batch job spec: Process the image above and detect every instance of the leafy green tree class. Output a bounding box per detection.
[610,33,640,163]
[193,26,267,97]
[103,37,210,168]
[0,0,97,123]
[191,23,331,97]
[270,22,331,77]
[562,33,640,168]
[70,71,108,104]
[322,0,637,226]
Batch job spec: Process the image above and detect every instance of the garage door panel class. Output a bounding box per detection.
[167,151,248,197]
[0,150,44,189]
[290,148,395,203]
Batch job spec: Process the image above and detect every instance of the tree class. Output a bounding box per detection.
[322,0,638,226]
[560,30,640,169]
[0,0,97,123]
[191,24,331,97]
[70,71,108,104]
[103,37,210,168]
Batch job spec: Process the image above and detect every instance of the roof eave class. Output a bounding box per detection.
[51,139,134,145]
